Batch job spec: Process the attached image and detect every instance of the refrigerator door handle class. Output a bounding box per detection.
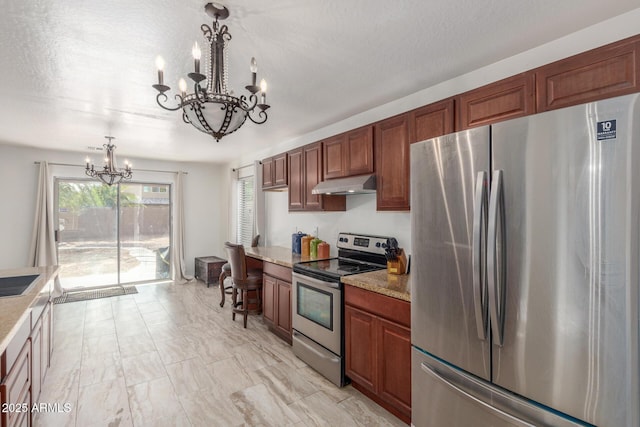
[472,171,488,340]
[488,169,507,346]
[420,362,535,427]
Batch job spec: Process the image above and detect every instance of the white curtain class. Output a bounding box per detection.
[171,171,192,283]
[29,161,63,296]
[253,160,265,246]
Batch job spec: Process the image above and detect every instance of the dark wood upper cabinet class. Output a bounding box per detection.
[273,152,288,187]
[375,114,410,211]
[304,143,323,210]
[410,98,455,143]
[323,126,374,179]
[456,73,535,130]
[288,142,346,211]
[323,134,346,179]
[262,153,287,190]
[536,36,640,112]
[287,148,304,211]
[262,157,274,188]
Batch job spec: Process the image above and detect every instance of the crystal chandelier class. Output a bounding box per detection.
[85,136,133,186]
[152,3,270,142]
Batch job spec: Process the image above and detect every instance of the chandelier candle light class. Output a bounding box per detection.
[85,136,133,186]
[153,3,270,142]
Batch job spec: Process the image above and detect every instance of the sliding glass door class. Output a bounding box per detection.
[55,179,171,289]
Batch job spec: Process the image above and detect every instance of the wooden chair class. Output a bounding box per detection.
[223,242,263,328]
[219,236,259,308]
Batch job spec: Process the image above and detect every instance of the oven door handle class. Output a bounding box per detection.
[292,272,340,289]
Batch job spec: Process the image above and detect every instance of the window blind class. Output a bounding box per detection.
[236,176,254,247]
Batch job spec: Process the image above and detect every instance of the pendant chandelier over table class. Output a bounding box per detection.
[85,136,133,186]
[152,2,270,142]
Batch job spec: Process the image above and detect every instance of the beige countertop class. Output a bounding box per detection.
[341,270,411,302]
[0,265,60,355]
[245,246,330,268]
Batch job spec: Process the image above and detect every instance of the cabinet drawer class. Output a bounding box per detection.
[344,285,410,328]
[263,262,292,282]
[1,339,31,427]
[1,314,30,378]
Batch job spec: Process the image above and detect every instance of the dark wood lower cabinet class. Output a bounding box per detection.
[262,262,292,344]
[345,285,411,424]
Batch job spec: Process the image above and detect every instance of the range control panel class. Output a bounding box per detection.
[336,232,392,255]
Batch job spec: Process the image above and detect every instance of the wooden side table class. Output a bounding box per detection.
[194,256,226,287]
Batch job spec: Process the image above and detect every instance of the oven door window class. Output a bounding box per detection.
[297,283,333,330]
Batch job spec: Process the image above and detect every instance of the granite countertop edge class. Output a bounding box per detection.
[342,270,411,302]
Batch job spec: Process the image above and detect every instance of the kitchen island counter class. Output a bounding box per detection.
[0,265,59,355]
[341,270,410,302]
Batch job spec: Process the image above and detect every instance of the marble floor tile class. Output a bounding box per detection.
[121,351,167,386]
[153,337,199,364]
[135,301,167,314]
[230,383,301,426]
[127,376,184,426]
[288,390,358,426]
[118,331,156,358]
[249,361,319,405]
[338,394,408,427]
[79,351,123,387]
[82,333,119,358]
[206,355,258,398]
[179,391,244,427]
[165,356,216,397]
[83,318,116,337]
[76,377,132,426]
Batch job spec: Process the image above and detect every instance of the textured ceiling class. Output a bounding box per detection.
[0,0,638,164]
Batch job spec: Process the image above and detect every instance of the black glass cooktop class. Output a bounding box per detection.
[293,257,384,281]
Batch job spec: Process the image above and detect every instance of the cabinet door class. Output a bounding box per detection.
[410,99,455,143]
[345,305,377,392]
[262,157,274,188]
[273,153,288,187]
[323,134,347,179]
[31,318,43,403]
[536,37,640,112]
[42,302,52,373]
[288,148,304,211]
[303,143,323,210]
[457,73,535,130]
[346,126,374,176]
[263,274,276,325]
[375,113,411,211]
[377,317,412,417]
[275,280,291,337]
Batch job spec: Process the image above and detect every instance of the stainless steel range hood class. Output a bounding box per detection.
[311,174,376,195]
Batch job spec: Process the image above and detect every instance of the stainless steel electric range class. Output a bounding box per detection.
[291,232,392,387]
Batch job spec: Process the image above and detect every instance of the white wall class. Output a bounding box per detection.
[228,9,640,255]
[263,192,410,256]
[0,144,228,275]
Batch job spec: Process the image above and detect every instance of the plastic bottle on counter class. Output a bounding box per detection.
[301,235,313,258]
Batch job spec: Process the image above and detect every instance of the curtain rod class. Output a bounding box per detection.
[33,161,188,175]
[232,161,260,172]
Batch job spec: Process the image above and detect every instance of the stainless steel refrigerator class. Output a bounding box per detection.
[410,93,640,427]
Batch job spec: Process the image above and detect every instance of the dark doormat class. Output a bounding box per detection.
[53,286,138,304]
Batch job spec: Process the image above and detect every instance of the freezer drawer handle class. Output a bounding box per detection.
[488,169,507,346]
[420,362,534,427]
[472,171,489,340]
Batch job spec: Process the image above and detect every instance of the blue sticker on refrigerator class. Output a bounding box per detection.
[597,119,616,140]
